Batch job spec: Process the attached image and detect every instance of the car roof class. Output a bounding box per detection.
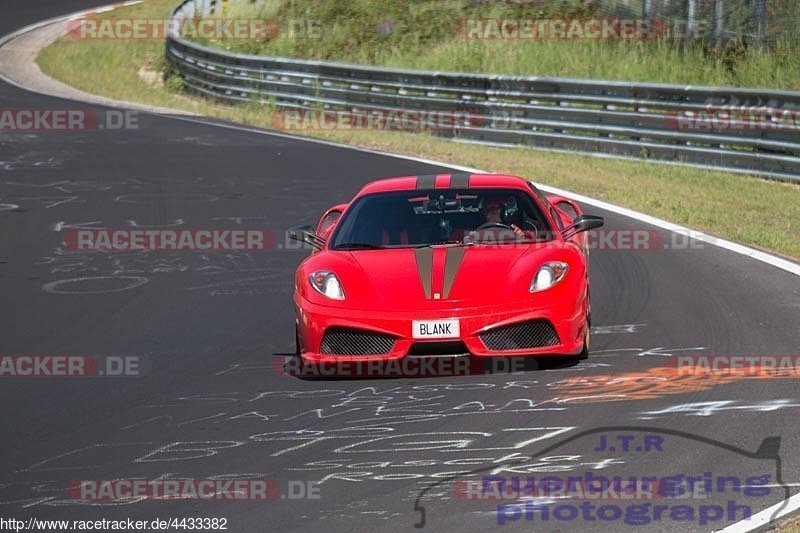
[355,173,533,198]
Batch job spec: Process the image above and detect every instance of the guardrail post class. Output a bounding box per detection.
[753,0,768,47]
[712,0,724,49]
[686,0,696,39]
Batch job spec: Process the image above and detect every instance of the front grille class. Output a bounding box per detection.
[320,327,396,355]
[407,341,469,357]
[479,319,559,351]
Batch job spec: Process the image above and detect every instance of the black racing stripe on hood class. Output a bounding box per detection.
[449,173,471,189]
[416,175,437,190]
[442,246,466,299]
[414,247,434,299]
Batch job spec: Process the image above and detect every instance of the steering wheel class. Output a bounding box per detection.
[523,220,539,232]
[475,222,515,231]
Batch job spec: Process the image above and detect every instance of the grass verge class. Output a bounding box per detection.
[774,516,800,532]
[36,0,800,259]
[211,0,800,91]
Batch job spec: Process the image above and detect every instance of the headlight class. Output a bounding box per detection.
[309,270,345,300]
[530,262,569,293]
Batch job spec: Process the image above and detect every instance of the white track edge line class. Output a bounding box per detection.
[715,491,800,532]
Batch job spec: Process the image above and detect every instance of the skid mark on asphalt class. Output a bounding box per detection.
[550,366,799,404]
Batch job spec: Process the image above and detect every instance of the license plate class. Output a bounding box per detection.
[412,319,460,339]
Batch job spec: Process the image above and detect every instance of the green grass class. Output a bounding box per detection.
[205,0,800,90]
[36,0,800,259]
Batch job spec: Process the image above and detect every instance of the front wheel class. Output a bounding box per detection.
[577,297,591,360]
[577,324,590,360]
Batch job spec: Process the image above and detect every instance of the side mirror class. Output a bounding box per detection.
[288,225,325,251]
[316,206,345,238]
[547,195,582,219]
[562,215,604,241]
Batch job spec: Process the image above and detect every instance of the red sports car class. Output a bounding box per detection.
[289,173,603,366]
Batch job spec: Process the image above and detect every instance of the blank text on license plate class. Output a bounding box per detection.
[412,319,460,339]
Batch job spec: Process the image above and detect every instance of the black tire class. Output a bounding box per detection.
[577,327,590,360]
[577,294,591,360]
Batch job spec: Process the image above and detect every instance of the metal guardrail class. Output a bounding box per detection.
[165,0,800,183]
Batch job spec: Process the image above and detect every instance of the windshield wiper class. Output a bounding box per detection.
[468,236,541,245]
[413,241,472,248]
[334,243,385,250]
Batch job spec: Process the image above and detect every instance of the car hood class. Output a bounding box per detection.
[342,245,540,310]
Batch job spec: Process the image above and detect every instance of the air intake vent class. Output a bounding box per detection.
[479,320,559,351]
[320,327,396,355]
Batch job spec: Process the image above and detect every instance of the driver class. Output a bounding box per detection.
[481,197,524,237]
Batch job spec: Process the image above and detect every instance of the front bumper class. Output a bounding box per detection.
[294,293,587,362]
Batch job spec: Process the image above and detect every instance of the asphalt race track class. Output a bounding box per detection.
[0,2,799,532]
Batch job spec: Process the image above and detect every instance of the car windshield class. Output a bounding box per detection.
[329,188,553,250]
